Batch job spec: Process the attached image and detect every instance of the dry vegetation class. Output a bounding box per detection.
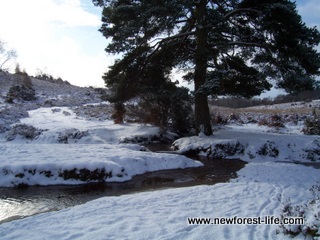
[209,98,320,135]
[210,102,320,116]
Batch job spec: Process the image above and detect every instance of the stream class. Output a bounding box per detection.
[0,144,246,224]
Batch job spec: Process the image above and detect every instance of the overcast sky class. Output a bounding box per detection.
[0,0,319,89]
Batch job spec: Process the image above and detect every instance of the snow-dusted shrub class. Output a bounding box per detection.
[0,123,10,133]
[6,85,36,102]
[258,114,285,130]
[244,114,259,124]
[286,114,299,126]
[257,141,279,158]
[6,124,44,141]
[212,114,228,125]
[277,185,320,238]
[51,108,61,113]
[125,86,193,134]
[304,139,320,161]
[258,117,269,126]
[207,141,245,158]
[0,106,29,126]
[50,108,71,116]
[73,104,112,121]
[59,167,113,182]
[124,102,148,123]
[303,110,320,135]
[62,111,71,116]
[120,134,162,144]
[57,128,89,143]
[227,113,242,124]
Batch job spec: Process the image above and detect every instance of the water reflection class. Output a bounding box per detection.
[0,157,246,224]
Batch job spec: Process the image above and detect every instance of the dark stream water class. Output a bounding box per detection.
[0,145,246,224]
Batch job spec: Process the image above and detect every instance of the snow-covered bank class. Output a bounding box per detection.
[17,106,164,144]
[0,161,319,239]
[173,125,320,162]
[0,106,202,187]
[0,143,202,187]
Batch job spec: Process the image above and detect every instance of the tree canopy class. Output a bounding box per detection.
[93,0,320,135]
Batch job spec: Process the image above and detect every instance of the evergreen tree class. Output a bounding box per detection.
[93,0,320,135]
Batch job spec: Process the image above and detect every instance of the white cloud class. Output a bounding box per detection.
[0,0,107,87]
[53,0,101,27]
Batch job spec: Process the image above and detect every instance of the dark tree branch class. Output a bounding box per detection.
[223,41,266,48]
[149,30,196,49]
[224,8,260,19]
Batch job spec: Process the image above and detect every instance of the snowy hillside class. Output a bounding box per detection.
[0,71,102,106]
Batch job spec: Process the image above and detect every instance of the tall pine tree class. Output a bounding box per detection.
[93,0,320,135]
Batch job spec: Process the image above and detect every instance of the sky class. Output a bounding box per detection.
[0,0,108,87]
[0,0,319,90]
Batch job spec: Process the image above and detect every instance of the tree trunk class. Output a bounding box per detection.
[194,0,212,136]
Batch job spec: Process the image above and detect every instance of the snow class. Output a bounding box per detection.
[0,162,319,240]
[0,106,202,187]
[0,73,319,239]
[173,124,319,162]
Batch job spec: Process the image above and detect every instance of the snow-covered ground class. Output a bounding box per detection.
[0,73,319,239]
[0,158,319,239]
[0,105,202,187]
[173,124,320,162]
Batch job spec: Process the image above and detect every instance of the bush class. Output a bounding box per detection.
[303,109,320,135]
[6,85,36,102]
[0,124,10,133]
[212,114,228,125]
[277,185,320,238]
[208,141,245,158]
[258,114,285,130]
[6,124,44,141]
[257,141,279,157]
[304,139,320,161]
[123,85,193,134]
[59,167,113,182]
[0,106,29,125]
[34,71,70,85]
[57,128,89,143]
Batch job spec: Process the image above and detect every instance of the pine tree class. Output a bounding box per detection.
[93,0,320,135]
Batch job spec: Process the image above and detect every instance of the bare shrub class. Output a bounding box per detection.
[258,114,285,129]
[258,117,269,126]
[212,114,228,125]
[0,40,17,72]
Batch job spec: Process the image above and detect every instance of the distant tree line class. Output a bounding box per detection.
[33,69,70,85]
[209,89,320,108]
